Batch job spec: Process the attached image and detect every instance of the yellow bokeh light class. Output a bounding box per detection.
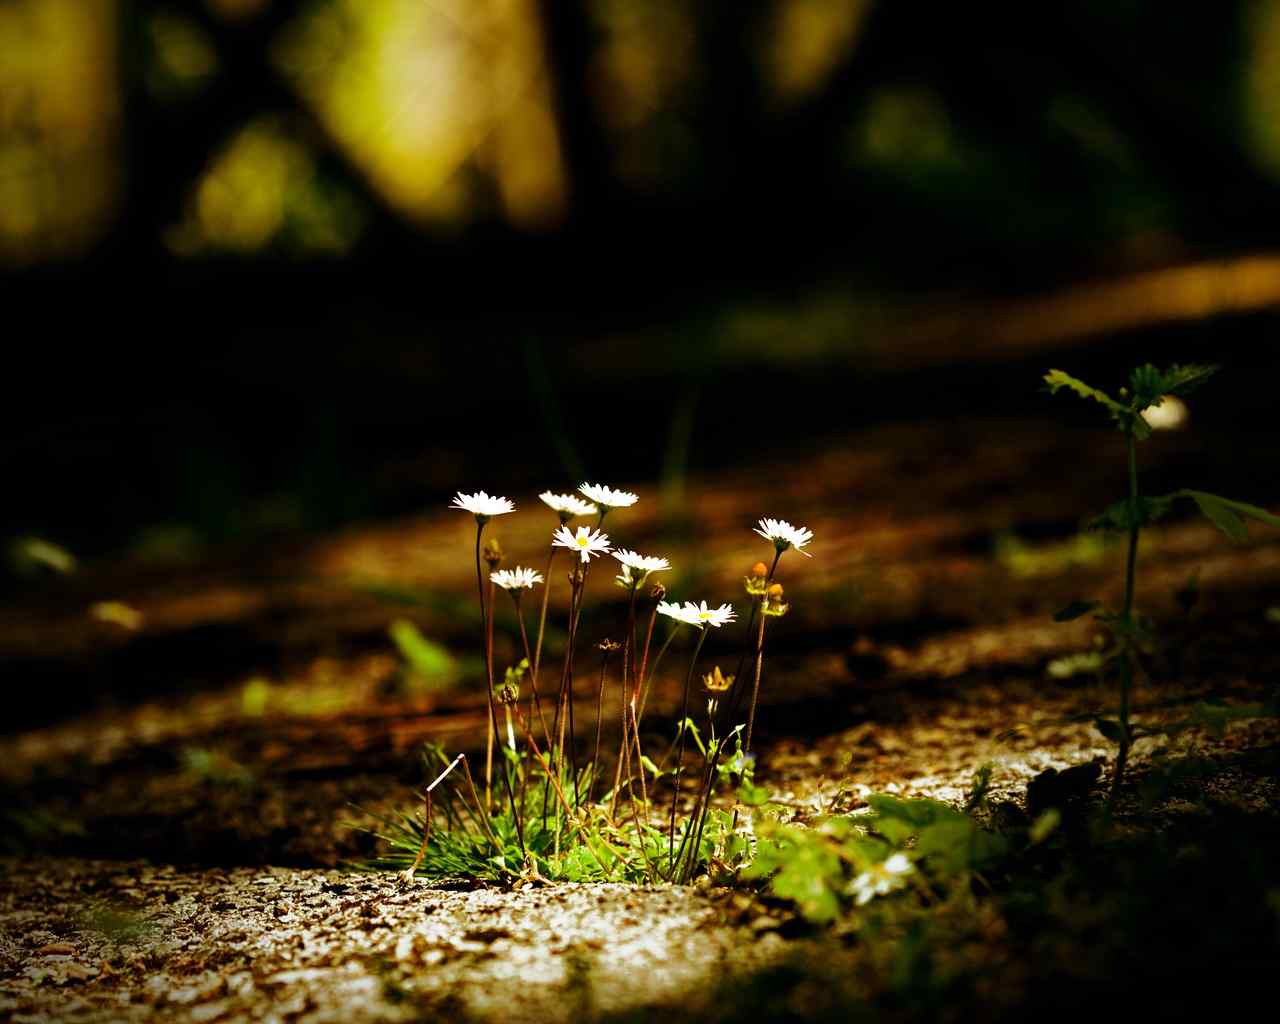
[0,0,119,265]
[274,0,566,228]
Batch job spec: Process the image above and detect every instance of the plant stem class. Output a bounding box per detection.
[1112,427,1141,803]
[591,645,614,803]
[668,625,708,873]
[531,545,556,689]
[743,608,768,756]
[474,522,526,859]
[514,595,550,749]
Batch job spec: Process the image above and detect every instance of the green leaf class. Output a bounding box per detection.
[737,782,771,807]
[1087,495,1175,532]
[388,620,458,683]
[1043,369,1127,415]
[1178,490,1280,542]
[1054,599,1101,622]
[1029,808,1061,845]
[1129,363,1219,407]
[1093,717,1125,743]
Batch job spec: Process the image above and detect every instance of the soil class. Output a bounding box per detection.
[3,415,1280,1021]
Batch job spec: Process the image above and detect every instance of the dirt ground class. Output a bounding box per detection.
[3,416,1280,1021]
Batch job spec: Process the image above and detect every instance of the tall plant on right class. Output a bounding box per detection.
[1045,363,1280,800]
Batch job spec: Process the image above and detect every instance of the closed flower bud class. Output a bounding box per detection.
[702,665,735,694]
[650,581,666,601]
[763,582,790,618]
[483,538,504,568]
[744,562,770,597]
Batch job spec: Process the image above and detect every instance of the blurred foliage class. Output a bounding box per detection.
[274,0,566,227]
[0,0,118,264]
[168,116,365,254]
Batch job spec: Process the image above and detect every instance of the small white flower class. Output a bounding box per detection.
[658,600,735,628]
[849,853,914,906]
[490,567,544,590]
[551,524,612,563]
[539,491,599,520]
[613,549,670,575]
[578,482,638,509]
[754,518,814,557]
[657,600,699,626]
[450,491,514,519]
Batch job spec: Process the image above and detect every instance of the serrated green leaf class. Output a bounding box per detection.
[1129,363,1219,406]
[1054,599,1101,622]
[1044,369,1124,414]
[1177,490,1280,541]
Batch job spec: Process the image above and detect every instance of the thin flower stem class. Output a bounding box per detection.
[514,703,621,875]
[684,550,785,882]
[1112,426,1141,803]
[668,625,708,873]
[485,574,496,808]
[743,611,768,756]
[591,647,614,803]
[531,545,556,688]
[636,626,679,728]
[608,587,641,819]
[474,523,526,860]
[636,603,659,699]
[513,594,550,749]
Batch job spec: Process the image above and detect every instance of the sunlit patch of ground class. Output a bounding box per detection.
[0,860,787,1023]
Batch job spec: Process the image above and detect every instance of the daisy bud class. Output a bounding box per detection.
[702,665,734,694]
[483,538,504,569]
[763,583,789,618]
[650,582,666,601]
[498,683,519,706]
[745,562,770,598]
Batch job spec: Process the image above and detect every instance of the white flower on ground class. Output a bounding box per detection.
[658,600,735,628]
[552,524,612,563]
[849,853,914,906]
[539,491,598,520]
[578,482,638,509]
[490,567,544,590]
[754,518,814,557]
[450,491,514,519]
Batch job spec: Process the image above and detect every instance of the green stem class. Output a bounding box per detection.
[1112,427,1140,803]
[475,522,526,859]
[668,625,708,873]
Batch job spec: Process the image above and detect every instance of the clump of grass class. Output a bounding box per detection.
[1045,363,1280,798]
[370,487,814,885]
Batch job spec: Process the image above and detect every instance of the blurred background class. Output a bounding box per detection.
[3,0,1280,573]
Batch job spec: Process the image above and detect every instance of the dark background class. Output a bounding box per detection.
[4,0,1280,579]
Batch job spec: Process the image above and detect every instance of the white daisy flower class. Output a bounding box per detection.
[490,567,544,590]
[450,491,514,520]
[849,853,914,906]
[754,517,814,557]
[657,600,700,626]
[658,600,736,628]
[539,491,599,521]
[612,549,670,575]
[578,482,638,509]
[551,524,612,563]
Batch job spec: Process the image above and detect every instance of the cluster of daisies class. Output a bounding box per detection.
[450,484,813,632]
